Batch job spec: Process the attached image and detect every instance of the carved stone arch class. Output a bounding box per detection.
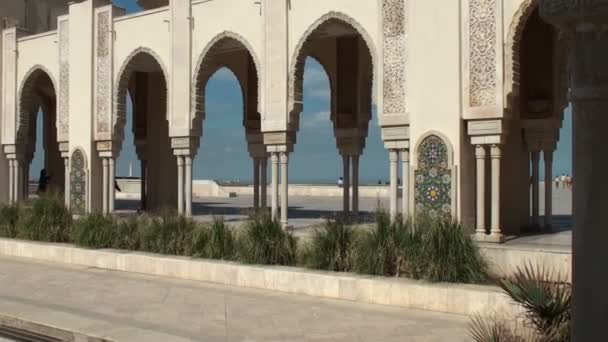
[504,0,539,115]
[288,11,378,128]
[113,47,170,147]
[16,65,58,146]
[413,131,455,217]
[69,147,88,216]
[192,31,263,136]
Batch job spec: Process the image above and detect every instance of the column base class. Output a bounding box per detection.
[472,232,506,244]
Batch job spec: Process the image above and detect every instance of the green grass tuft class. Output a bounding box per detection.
[236,212,297,266]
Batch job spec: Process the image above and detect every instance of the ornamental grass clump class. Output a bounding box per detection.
[0,203,21,238]
[354,212,413,277]
[409,215,488,283]
[73,213,117,248]
[139,214,197,255]
[197,217,235,260]
[16,192,72,243]
[236,212,297,266]
[470,263,571,342]
[303,218,358,272]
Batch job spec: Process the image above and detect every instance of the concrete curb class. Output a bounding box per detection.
[0,238,522,318]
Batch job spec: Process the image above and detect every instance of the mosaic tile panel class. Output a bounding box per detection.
[414,135,452,217]
[70,149,87,215]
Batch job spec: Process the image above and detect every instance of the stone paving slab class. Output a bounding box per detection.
[0,256,470,342]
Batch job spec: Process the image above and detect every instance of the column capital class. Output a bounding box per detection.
[400,149,409,162]
[475,145,487,159]
[490,144,502,159]
[389,149,399,162]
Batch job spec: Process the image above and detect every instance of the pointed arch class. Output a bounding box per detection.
[288,11,378,125]
[16,65,58,144]
[191,31,262,136]
[113,47,169,144]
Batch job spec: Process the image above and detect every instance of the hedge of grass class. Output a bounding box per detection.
[0,195,489,284]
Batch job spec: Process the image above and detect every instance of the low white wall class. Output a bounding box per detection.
[0,238,521,318]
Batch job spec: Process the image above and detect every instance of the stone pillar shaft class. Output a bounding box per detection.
[544,150,553,228]
[490,145,502,238]
[15,160,22,202]
[141,160,147,210]
[352,155,359,216]
[531,151,540,226]
[389,149,399,220]
[108,158,115,214]
[185,156,192,217]
[64,157,70,208]
[253,158,260,209]
[271,153,279,219]
[8,160,14,204]
[280,152,289,227]
[401,150,410,219]
[475,145,486,234]
[177,156,184,215]
[342,155,350,214]
[261,157,267,209]
[102,158,109,214]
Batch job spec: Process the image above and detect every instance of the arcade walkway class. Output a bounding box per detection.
[0,256,468,341]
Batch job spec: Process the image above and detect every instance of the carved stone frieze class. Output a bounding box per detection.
[70,148,88,216]
[96,10,112,138]
[58,19,70,141]
[382,0,407,116]
[468,0,497,108]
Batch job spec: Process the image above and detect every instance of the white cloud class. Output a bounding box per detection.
[301,110,330,128]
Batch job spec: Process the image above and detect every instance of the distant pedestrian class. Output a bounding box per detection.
[566,175,573,189]
[337,177,343,188]
[554,176,560,189]
[37,169,50,194]
[561,174,567,189]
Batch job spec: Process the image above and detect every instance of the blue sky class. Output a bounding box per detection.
[29,0,573,183]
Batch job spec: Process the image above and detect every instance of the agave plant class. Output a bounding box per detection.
[469,263,571,342]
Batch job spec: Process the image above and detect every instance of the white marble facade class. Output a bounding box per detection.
[0,0,573,238]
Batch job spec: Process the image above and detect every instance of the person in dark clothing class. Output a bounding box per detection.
[37,169,50,194]
[115,181,122,192]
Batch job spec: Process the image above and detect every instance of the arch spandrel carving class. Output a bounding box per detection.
[467,0,498,109]
[381,0,407,117]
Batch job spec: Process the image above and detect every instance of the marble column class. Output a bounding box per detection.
[490,145,502,240]
[8,159,14,204]
[14,160,22,202]
[177,156,184,215]
[185,156,192,217]
[23,165,29,199]
[389,149,399,221]
[261,157,267,209]
[401,150,410,219]
[531,151,540,227]
[475,145,486,235]
[342,154,350,214]
[540,5,608,339]
[253,158,260,209]
[280,152,289,228]
[64,157,70,208]
[271,153,279,219]
[108,158,115,214]
[543,150,553,228]
[140,160,147,210]
[102,158,108,214]
[352,154,360,216]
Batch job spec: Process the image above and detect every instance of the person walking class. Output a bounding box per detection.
[561,173,567,189]
[555,175,560,189]
[337,177,343,188]
[37,169,50,194]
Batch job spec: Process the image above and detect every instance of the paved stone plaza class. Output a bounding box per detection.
[0,256,469,342]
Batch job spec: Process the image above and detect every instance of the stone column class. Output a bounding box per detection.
[177,156,184,215]
[540,5,608,339]
[280,152,289,228]
[8,159,14,204]
[401,150,410,219]
[23,165,29,199]
[389,149,399,220]
[261,157,267,209]
[352,154,360,216]
[543,150,553,228]
[185,156,192,217]
[253,158,260,209]
[475,145,487,235]
[342,154,350,214]
[14,160,22,202]
[108,158,115,214]
[64,157,70,208]
[271,153,279,219]
[102,158,108,214]
[490,145,503,240]
[531,151,540,227]
[140,160,147,210]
